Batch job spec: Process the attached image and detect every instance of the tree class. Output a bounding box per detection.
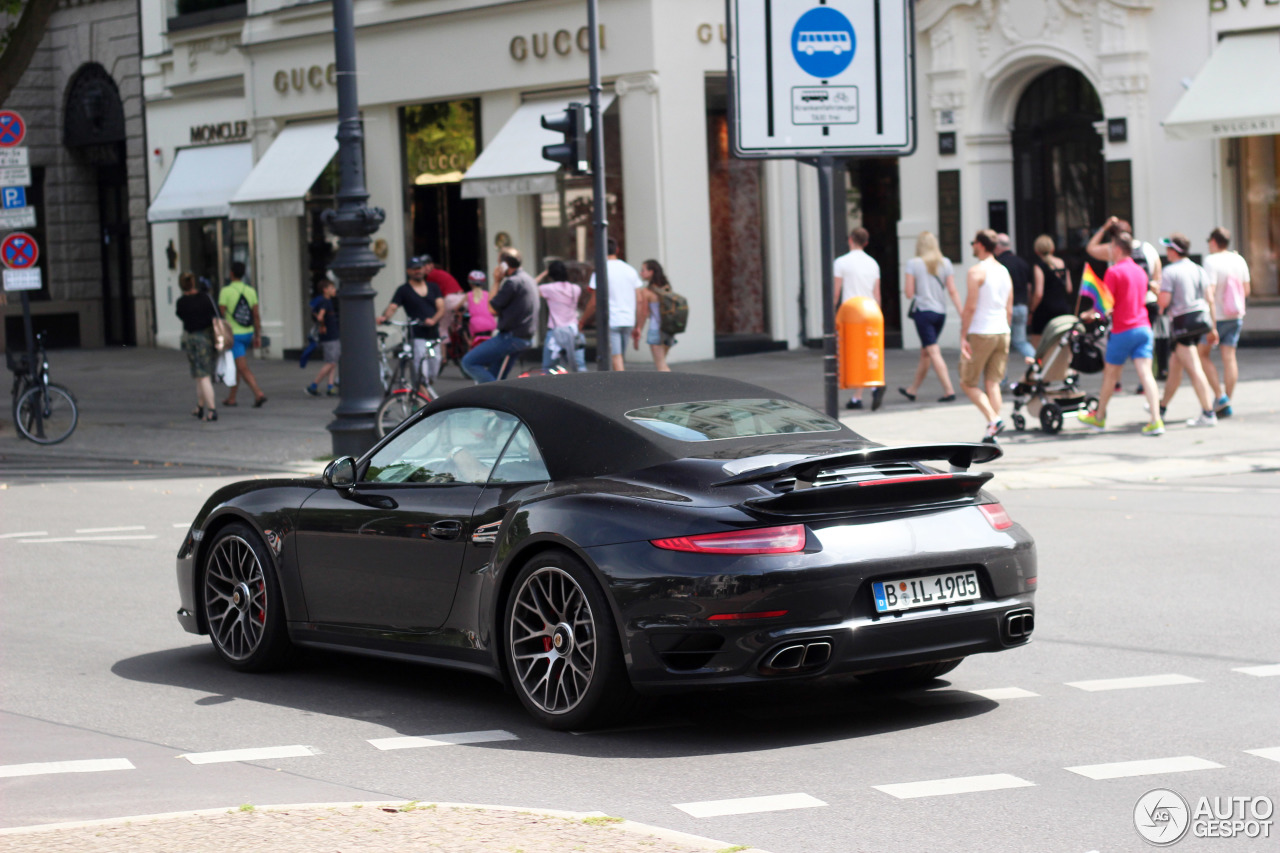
[0,0,60,106]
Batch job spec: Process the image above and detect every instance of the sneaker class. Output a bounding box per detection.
[1218,405,1233,418]
[845,398,863,411]
[1214,394,1230,411]
[937,394,956,403]
[305,384,320,397]
[981,434,999,446]
[871,386,885,411]
[1077,411,1106,431]
[326,385,339,397]
[1142,419,1166,436]
[1186,412,1218,428]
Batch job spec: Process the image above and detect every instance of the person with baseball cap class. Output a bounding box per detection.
[1157,233,1218,427]
[378,255,445,387]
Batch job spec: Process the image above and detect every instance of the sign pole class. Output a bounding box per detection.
[586,0,610,371]
[18,291,42,436]
[816,156,839,419]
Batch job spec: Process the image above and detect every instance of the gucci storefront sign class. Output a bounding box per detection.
[273,64,338,94]
[190,121,249,144]
[510,26,605,61]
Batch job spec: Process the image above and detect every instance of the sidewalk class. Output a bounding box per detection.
[2,343,1277,488]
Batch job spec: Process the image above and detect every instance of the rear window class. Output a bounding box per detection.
[625,398,840,442]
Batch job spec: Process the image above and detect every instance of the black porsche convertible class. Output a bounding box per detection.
[176,372,1036,729]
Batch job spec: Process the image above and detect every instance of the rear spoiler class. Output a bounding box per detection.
[713,443,1002,488]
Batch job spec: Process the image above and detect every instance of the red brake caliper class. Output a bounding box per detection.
[543,625,552,653]
[256,582,266,623]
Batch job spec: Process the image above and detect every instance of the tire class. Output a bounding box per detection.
[15,384,78,445]
[376,389,430,438]
[201,522,292,672]
[858,658,963,688]
[1040,402,1064,434]
[1011,413,1026,432]
[502,550,635,730]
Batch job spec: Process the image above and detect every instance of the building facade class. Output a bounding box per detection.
[1,0,152,351]
[140,0,1279,363]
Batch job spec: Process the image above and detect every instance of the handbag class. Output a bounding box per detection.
[207,294,234,352]
[215,349,238,387]
[1170,265,1212,343]
[907,298,918,318]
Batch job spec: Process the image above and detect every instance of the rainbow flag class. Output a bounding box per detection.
[1077,264,1114,317]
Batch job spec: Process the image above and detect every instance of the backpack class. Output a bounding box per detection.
[231,286,254,327]
[658,287,688,337]
[1221,274,1246,317]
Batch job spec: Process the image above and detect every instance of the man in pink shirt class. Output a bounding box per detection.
[1078,231,1164,436]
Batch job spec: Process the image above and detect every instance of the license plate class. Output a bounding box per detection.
[873,571,980,614]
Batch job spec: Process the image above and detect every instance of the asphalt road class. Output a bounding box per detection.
[2,462,1277,852]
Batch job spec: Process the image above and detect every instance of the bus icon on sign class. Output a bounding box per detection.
[797,31,851,55]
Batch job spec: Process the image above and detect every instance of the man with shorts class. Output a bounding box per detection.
[1078,232,1164,435]
[1201,227,1250,416]
[960,230,1013,444]
[833,227,883,410]
[1156,234,1217,426]
[217,261,267,407]
[584,238,645,371]
[306,275,340,397]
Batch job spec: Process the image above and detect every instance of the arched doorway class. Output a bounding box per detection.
[64,63,134,346]
[1012,67,1104,282]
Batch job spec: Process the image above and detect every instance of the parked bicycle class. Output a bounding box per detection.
[375,320,439,437]
[7,331,79,444]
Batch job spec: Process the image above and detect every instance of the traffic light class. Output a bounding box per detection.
[541,102,589,175]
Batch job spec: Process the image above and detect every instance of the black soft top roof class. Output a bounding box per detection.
[420,371,866,481]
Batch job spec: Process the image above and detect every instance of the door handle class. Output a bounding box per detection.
[429,520,463,540]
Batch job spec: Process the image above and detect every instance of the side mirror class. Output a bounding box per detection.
[323,456,357,492]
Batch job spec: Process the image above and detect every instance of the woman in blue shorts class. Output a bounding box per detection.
[899,232,963,403]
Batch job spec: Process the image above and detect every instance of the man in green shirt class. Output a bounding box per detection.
[217,262,267,407]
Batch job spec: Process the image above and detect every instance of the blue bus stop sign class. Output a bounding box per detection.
[791,7,856,79]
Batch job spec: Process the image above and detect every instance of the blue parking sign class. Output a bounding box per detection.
[2,186,25,209]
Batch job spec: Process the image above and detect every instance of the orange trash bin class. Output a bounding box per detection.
[837,297,884,390]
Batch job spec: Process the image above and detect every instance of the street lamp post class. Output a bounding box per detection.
[325,0,386,457]
[587,0,610,371]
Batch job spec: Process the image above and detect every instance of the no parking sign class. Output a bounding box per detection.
[0,111,26,148]
[1,231,39,269]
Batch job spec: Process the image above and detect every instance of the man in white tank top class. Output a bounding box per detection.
[960,230,1014,443]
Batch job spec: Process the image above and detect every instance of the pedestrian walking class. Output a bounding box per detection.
[1077,230,1165,435]
[379,255,445,387]
[461,249,538,383]
[306,275,340,397]
[898,231,960,403]
[1200,226,1250,416]
[584,238,646,371]
[959,230,1013,444]
[1029,234,1074,347]
[833,227,884,410]
[217,261,267,408]
[1087,216,1166,384]
[1155,233,1218,426]
[635,259,678,372]
[537,259,586,372]
[994,233,1035,361]
[174,272,218,422]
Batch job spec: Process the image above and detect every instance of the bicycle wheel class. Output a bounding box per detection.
[16,384,78,445]
[375,389,429,438]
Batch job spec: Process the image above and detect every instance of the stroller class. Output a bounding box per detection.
[1010,313,1108,434]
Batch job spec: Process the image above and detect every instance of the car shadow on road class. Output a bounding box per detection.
[112,644,998,758]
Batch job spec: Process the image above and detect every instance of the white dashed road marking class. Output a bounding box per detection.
[178,746,318,765]
[1245,747,1280,763]
[0,531,47,539]
[1065,756,1223,780]
[969,687,1040,700]
[20,535,159,544]
[1233,664,1280,677]
[873,773,1036,799]
[368,730,518,750]
[74,526,147,534]
[673,793,827,818]
[0,758,135,778]
[1066,674,1201,692]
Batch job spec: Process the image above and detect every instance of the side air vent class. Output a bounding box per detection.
[651,633,726,672]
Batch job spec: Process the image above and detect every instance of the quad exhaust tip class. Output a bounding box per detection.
[1005,609,1034,640]
[762,638,833,673]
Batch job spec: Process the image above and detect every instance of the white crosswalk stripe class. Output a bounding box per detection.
[178,745,317,765]
[20,535,159,543]
[1065,756,1223,780]
[673,793,826,818]
[969,687,1040,700]
[75,526,147,533]
[0,531,47,539]
[368,730,518,750]
[873,773,1035,799]
[0,758,135,778]
[1244,747,1280,763]
[1066,674,1201,692]
[1233,664,1280,677]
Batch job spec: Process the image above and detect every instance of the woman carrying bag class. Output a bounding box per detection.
[1156,233,1218,427]
[899,231,962,403]
[174,273,221,422]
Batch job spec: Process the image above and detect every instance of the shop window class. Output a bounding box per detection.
[1238,136,1280,298]
[401,100,484,280]
[537,104,624,268]
[179,218,253,294]
[167,0,246,33]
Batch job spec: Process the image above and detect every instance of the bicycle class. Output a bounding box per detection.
[375,320,440,437]
[7,331,79,445]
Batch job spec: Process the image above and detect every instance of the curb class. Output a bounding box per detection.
[0,800,774,852]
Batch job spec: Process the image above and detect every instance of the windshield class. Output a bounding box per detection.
[625,398,840,442]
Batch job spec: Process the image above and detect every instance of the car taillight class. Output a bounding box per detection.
[651,524,807,555]
[979,503,1013,530]
[708,610,789,621]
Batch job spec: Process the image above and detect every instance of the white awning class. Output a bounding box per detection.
[461,94,615,199]
[1164,31,1280,140]
[147,143,253,222]
[229,122,339,219]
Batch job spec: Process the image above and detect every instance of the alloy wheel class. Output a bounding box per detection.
[203,535,268,661]
[508,566,597,715]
